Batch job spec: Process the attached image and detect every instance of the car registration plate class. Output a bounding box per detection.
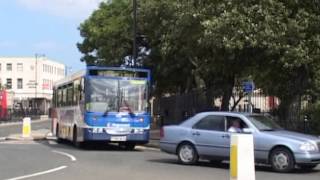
[110,136,127,141]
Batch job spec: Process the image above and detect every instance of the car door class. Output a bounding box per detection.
[223,116,251,157]
[192,115,228,158]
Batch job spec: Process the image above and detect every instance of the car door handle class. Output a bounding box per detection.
[192,131,200,136]
[222,134,230,138]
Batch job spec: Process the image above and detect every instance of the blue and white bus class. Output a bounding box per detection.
[51,66,151,149]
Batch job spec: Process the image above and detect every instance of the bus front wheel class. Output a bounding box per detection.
[120,142,136,150]
[56,124,62,143]
[73,126,82,148]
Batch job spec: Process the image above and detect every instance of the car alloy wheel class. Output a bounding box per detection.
[270,147,294,172]
[178,143,198,165]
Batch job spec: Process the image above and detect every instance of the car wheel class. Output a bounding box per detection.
[270,147,295,172]
[299,164,318,171]
[177,143,198,165]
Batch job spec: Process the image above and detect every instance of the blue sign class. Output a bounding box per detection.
[243,81,254,93]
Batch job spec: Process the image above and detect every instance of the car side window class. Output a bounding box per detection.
[226,116,248,131]
[193,115,225,131]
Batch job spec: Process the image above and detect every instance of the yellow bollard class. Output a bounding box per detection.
[230,134,255,180]
[22,117,31,138]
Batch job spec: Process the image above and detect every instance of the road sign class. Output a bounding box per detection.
[243,81,254,93]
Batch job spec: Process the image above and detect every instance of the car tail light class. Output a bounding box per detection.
[160,127,164,138]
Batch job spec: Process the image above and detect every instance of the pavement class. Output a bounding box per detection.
[5,129,51,141]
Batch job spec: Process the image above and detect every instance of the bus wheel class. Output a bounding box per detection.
[56,124,62,143]
[72,127,82,148]
[125,143,136,150]
[120,142,135,150]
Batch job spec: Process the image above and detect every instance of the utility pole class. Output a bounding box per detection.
[34,53,45,113]
[133,0,137,67]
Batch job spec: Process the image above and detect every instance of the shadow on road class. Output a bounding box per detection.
[148,158,320,174]
[37,139,144,152]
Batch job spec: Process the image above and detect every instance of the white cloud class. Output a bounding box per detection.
[17,0,104,20]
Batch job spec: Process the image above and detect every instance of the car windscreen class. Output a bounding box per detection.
[247,115,282,131]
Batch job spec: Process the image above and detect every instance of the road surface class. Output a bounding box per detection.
[0,121,319,180]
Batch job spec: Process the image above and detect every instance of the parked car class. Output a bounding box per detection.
[160,112,320,172]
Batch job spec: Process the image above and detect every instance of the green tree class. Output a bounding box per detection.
[77,0,133,66]
[78,0,320,114]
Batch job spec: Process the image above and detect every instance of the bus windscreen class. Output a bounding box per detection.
[86,78,147,113]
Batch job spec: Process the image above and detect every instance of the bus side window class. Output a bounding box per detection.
[66,84,73,106]
[73,80,79,105]
[57,88,62,107]
[79,78,85,102]
[62,86,67,106]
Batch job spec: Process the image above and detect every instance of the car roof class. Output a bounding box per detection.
[194,111,259,116]
[180,111,261,127]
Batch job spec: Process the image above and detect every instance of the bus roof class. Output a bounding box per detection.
[86,66,150,73]
[54,70,85,87]
[54,66,151,88]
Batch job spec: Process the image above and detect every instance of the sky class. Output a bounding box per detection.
[0,0,104,72]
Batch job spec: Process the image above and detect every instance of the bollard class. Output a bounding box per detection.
[22,117,31,138]
[230,134,255,180]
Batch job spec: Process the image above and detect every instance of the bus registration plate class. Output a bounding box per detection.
[111,136,127,141]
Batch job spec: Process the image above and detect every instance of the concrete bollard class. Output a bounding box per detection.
[230,134,255,180]
[22,117,31,138]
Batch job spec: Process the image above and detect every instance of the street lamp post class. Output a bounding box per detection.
[133,0,137,67]
[34,53,45,113]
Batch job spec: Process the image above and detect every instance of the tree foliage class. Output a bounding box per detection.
[78,0,320,112]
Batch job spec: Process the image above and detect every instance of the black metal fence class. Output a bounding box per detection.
[0,108,47,122]
[152,89,317,134]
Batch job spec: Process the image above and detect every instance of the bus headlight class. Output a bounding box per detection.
[300,142,317,152]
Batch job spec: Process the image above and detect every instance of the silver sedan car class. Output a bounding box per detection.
[160,112,320,172]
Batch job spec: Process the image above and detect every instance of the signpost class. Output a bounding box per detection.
[243,81,254,113]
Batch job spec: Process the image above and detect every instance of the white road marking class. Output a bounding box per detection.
[52,150,77,162]
[0,137,6,141]
[5,166,67,180]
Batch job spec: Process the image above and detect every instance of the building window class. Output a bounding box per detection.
[17,78,23,89]
[6,78,12,89]
[6,63,12,71]
[0,63,1,71]
[17,63,23,72]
